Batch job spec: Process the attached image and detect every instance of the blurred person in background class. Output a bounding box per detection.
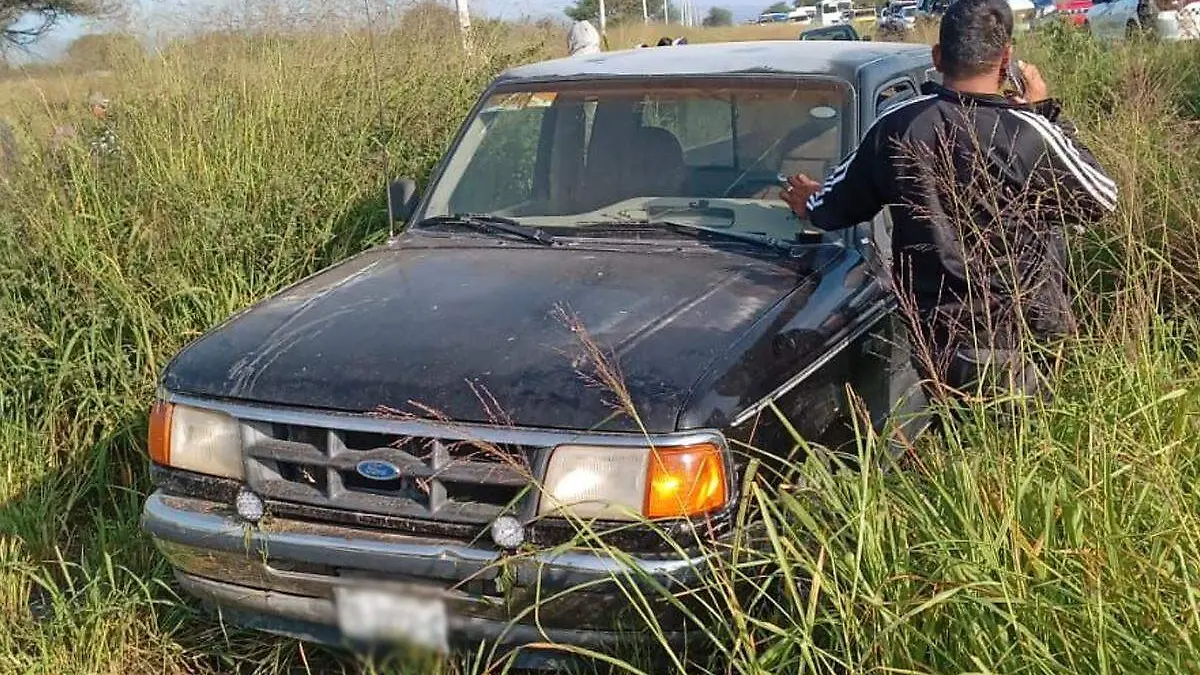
[780,0,1117,412]
[568,20,601,56]
[49,91,118,162]
[85,91,118,159]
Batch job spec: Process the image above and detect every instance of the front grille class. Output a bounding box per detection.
[243,420,539,525]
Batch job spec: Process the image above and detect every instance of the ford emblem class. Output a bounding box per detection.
[355,459,402,481]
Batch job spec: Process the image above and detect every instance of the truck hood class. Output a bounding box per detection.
[163,238,801,433]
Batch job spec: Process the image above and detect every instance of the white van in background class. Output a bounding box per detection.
[818,0,854,24]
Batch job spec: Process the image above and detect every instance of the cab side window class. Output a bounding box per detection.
[875,79,918,115]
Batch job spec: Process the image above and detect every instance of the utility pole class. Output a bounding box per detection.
[599,0,607,37]
[663,0,669,23]
[454,0,473,53]
[642,0,649,22]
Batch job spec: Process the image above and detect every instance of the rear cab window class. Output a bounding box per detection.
[875,78,919,115]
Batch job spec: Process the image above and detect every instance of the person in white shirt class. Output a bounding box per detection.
[567,21,601,56]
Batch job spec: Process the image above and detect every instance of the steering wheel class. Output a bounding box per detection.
[722,159,830,199]
[721,117,839,199]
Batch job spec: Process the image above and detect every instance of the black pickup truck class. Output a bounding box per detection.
[142,40,938,668]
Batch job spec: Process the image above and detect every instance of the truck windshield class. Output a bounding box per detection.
[418,78,850,241]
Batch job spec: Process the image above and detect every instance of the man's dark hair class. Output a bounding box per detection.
[938,0,1014,79]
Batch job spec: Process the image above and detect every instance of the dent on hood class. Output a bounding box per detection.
[224,258,384,397]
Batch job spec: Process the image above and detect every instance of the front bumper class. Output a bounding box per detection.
[142,491,714,658]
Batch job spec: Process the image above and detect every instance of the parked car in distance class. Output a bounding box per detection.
[908,0,1037,26]
[915,0,951,19]
[755,11,792,22]
[1056,0,1095,22]
[877,4,918,37]
[1031,0,1094,26]
[1085,0,1200,38]
[799,22,865,38]
[789,5,818,23]
[141,41,936,666]
[884,0,920,21]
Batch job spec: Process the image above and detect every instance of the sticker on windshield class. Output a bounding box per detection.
[810,106,838,119]
[481,92,533,113]
[527,92,558,107]
[480,92,557,114]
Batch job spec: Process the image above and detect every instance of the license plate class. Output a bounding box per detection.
[334,586,449,654]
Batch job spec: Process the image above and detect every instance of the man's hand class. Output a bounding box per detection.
[780,173,822,219]
[1011,60,1050,104]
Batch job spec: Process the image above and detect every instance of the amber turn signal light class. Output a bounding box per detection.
[148,400,174,465]
[644,443,727,519]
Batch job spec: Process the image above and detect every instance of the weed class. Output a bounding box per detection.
[0,13,1198,675]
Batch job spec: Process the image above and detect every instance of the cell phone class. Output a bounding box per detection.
[1005,57,1027,99]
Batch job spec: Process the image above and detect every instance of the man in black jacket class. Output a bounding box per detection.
[781,0,1116,405]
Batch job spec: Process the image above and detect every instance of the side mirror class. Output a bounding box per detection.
[388,177,420,224]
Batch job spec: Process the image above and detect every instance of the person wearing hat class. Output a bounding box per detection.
[85,91,118,159]
[88,92,109,119]
[568,20,601,56]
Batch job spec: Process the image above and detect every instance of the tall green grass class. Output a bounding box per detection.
[0,10,1198,673]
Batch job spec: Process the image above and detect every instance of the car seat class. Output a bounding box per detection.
[578,125,687,212]
[633,126,688,198]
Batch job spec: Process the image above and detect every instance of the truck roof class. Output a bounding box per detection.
[494,41,933,87]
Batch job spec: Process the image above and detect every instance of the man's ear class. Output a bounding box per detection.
[931,44,943,72]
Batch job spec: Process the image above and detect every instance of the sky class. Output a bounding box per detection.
[7,0,772,62]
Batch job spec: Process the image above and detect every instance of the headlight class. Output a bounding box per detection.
[148,401,244,480]
[537,442,727,521]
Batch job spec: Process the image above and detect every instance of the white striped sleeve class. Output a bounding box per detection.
[1010,109,1117,213]
[805,149,856,212]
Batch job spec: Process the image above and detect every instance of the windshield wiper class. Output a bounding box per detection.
[627,219,803,256]
[417,214,558,246]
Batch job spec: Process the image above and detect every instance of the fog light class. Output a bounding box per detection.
[235,488,265,523]
[489,515,525,549]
